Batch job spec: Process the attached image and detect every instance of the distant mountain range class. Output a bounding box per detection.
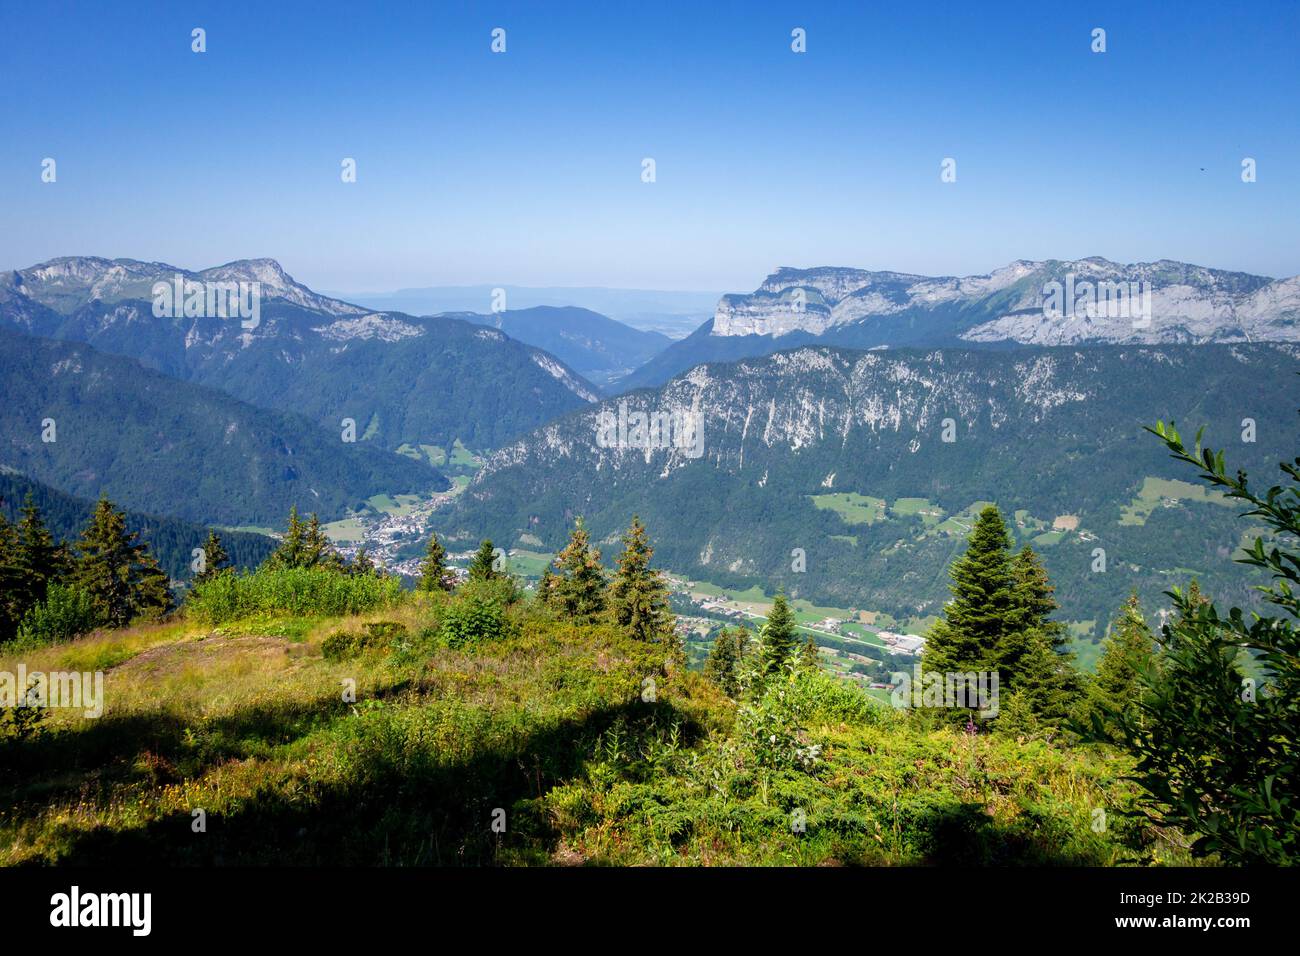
[452,306,670,388]
[5,250,1298,635]
[329,284,720,339]
[0,257,599,451]
[616,258,1300,390]
[437,342,1300,633]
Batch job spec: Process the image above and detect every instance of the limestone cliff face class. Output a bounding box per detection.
[708,258,1298,345]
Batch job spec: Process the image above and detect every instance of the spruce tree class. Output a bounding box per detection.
[704,627,745,697]
[924,505,1017,676]
[759,594,799,675]
[194,529,230,585]
[15,493,68,601]
[1008,546,1067,649]
[305,513,343,570]
[1005,628,1079,729]
[467,539,500,581]
[608,516,673,642]
[550,519,607,622]
[0,514,26,641]
[267,507,339,570]
[268,506,308,569]
[417,532,451,591]
[74,496,173,627]
[1084,594,1155,742]
[993,545,1079,719]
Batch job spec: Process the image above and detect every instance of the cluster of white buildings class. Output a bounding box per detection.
[879,631,926,656]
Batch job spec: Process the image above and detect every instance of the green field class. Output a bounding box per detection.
[1119,476,1232,526]
[504,549,555,578]
[809,492,886,525]
[366,493,423,517]
[892,497,944,527]
[321,517,366,544]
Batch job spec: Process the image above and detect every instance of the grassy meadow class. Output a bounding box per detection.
[0,583,1199,867]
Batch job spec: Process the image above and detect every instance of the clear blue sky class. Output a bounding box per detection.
[1,0,1297,292]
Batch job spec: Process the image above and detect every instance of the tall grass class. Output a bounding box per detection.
[186,567,403,625]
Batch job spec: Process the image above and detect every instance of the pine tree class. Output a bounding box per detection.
[73,496,173,627]
[417,532,451,592]
[1008,546,1067,649]
[467,539,500,581]
[759,594,799,676]
[194,529,230,585]
[0,513,26,641]
[1084,594,1156,742]
[994,544,1078,715]
[267,506,307,569]
[267,507,339,570]
[550,519,607,622]
[305,513,342,570]
[15,493,68,601]
[608,516,673,642]
[704,627,747,697]
[923,505,1018,677]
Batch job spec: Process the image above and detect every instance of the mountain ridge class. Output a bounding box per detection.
[0,256,600,452]
[614,257,1300,391]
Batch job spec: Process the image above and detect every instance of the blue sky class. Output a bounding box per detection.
[1,0,1297,292]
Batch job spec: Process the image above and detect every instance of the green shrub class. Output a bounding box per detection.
[11,584,98,650]
[441,591,511,650]
[186,566,403,625]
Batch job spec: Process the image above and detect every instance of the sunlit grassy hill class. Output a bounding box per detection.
[0,589,1193,867]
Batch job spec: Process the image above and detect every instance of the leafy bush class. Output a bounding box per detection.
[737,665,824,772]
[11,584,97,649]
[441,594,510,650]
[186,566,402,625]
[1095,423,1300,865]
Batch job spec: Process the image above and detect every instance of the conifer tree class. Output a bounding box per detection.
[608,516,673,642]
[923,506,1018,676]
[267,507,340,570]
[194,529,230,585]
[467,539,500,581]
[268,506,308,569]
[15,493,68,601]
[417,532,451,591]
[73,496,173,627]
[305,513,343,570]
[549,519,607,622]
[0,513,25,641]
[1083,594,1156,742]
[704,627,747,697]
[759,594,799,675]
[1008,546,1067,649]
[993,545,1079,718]
[1005,628,1079,729]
